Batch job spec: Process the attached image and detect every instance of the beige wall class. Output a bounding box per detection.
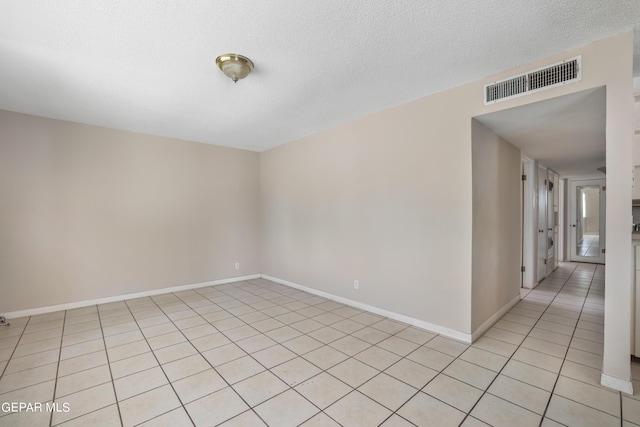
[471,120,521,332]
[260,95,473,334]
[260,32,633,349]
[0,110,260,313]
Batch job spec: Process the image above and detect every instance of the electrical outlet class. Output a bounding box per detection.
[354,280,359,290]
[235,262,240,270]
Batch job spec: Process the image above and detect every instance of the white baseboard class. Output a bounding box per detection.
[2,274,260,319]
[601,373,634,394]
[261,274,473,343]
[471,294,521,343]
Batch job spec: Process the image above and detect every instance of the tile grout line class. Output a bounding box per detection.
[458,262,578,426]
[96,304,125,427]
[538,264,602,426]
[48,311,67,427]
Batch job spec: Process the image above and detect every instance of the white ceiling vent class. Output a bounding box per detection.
[484,56,581,105]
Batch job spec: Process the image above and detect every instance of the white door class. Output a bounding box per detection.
[537,167,548,281]
[569,178,606,263]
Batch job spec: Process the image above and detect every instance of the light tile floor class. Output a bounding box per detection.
[0,262,638,426]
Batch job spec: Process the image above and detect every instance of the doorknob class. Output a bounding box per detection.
[571,224,576,227]
[539,229,544,233]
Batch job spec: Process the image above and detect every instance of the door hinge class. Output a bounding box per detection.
[602,185,606,191]
[544,259,547,265]
[521,266,526,272]
[602,248,606,254]
[522,174,527,181]
[544,179,547,185]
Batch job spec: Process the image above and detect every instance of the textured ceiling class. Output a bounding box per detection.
[0,1,639,152]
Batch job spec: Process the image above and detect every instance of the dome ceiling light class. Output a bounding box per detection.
[215,54,254,83]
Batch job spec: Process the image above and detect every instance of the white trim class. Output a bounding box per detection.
[601,373,634,394]
[1,274,260,319]
[261,274,473,343]
[471,294,521,343]
[521,155,536,289]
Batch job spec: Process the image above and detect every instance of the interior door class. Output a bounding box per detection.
[537,167,548,281]
[569,178,606,263]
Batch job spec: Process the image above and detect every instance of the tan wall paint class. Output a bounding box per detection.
[260,89,474,334]
[471,120,521,331]
[260,32,633,347]
[0,110,260,313]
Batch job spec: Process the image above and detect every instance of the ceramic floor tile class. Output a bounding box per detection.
[255,388,319,427]
[379,414,417,427]
[54,404,121,427]
[501,359,558,391]
[0,363,58,394]
[554,376,620,416]
[114,366,168,401]
[0,410,51,427]
[216,355,266,384]
[358,372,416,411]
[470,393,542,427]
[264,326,303,343]
[109,352,158,379]
[152,341,197,364]
[146,331,186,350]
[397,391,466,427]
[299,412,341,427]
[521,336,568,359]
[406,346,455,371]
[303,345,349,370]
[55,365,112,398]
[488,375,550,414]
[565,347,603,370]
[235,334,277,354]
[58,350,108,377]
[471,337,518,358]
[232,370,289,407]
[51,382,116,425]
[272,357,322,387]
[281,335,323,355]
[325,390,392,427]
[162,353,210,382]
[307,326,346,344]
[201,343,246,366]
[425,336,469,357]
[384,358,438,389]
[106,340,150,362]
[459,347,509,372]
[332,319,368,335]
[4,349,60,375]
[0,380,55,414]
[512,347,563,373]
[172,368,227,404]
[354,345,401,370]
[13,337,61,358]
[624,396,640,425]
[218,410,268,427]
[252,344,297,369]
[395,326,437,345]
[295,372,352,409]
[328,358,379,388]
[136,407,193,427]
[546,394,620,427]
[443,358,497,390]
[484,328,526,346]
[423,374,483,412]
[119,384,181,427]
[189,332,231,352]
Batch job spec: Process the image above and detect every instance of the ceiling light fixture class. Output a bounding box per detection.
[215,54,254,83]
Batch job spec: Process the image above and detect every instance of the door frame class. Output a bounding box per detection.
[568,177,606,264]
[521,156,536,288]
